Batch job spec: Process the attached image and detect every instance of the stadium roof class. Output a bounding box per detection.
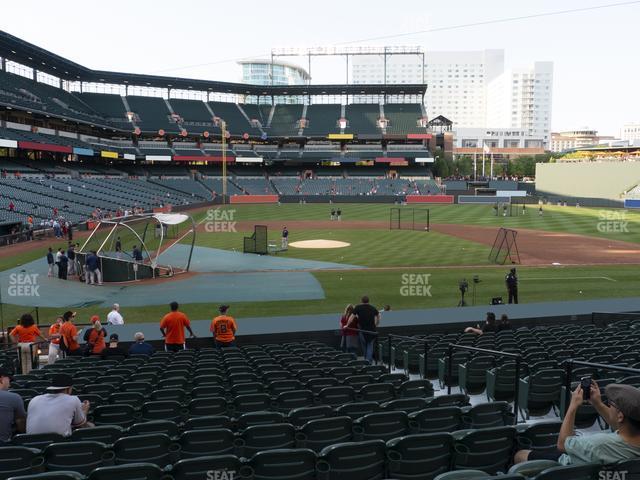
[0,30,426,97]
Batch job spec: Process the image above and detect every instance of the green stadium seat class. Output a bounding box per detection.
[235,412,285,430]
[386,432,454,480]
[316,440,386,480]
[183,415,232,431]
[11,433,66,451]
[306,378,340,395]
[168,455,242,480]
[86,462,168,480]
[381,397,431,413]
[531,464,600,480]
[426,394,470,408]
[518,369,564,419]
[141,401,186,423]
[236,424,296,457]
[178,429,235,458]
[357,383,395,403]
[108,392,145,410]
[70,425,124,444]
[112,433,179,467]
[0,446,44,478]
[397,379,435,398]
[353,411,410,442]
[317,386,356,407]
[3,472,84,480]
[43,441,113,474]
[230,382,264,396]
[231,394,272,415]
[461,402,513,429]
[92,404,138,428]
[267,380,304,395]
[242,448,316,480]
[295,416,352,452]
[515,421,562,452]
[127,420,180,438]
[272,390,315,413]
[335,401,381,420]
[486,363,518,402]
[433,470,494,480]
[459,355,495,395]
[287,406,335,427]
[188,397,227,417]
[452,426,517,474]
[508,460,562,478]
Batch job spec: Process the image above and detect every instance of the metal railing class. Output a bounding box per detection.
[563,360,640,414]
[386,334,429,377]
[27,340,51,371]
[447,343,522,424]
[590,311,640,327]
[340,327,380,364]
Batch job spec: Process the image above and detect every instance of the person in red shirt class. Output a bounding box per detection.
[210,305,237,349]
[10,313,46,374]
[47,317,63,364]
[59,311,82,356]
[339,304,359,355]
[8,201,14,212]
[160,302,196,352]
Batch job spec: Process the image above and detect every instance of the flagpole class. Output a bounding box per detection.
[482,142,486,178]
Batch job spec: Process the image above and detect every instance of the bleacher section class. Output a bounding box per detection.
[78,93,131,130]
[345,104,381,135]
[268,104,304,137]
[209,102,258,136]
[384,103,427,134]
[126,96,178,134]
[0,319,638,479]
[303,104,341,136]
[169,99,219,135]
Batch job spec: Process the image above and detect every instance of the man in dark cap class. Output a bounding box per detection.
[515,380,640,465]
[26,374,91,436]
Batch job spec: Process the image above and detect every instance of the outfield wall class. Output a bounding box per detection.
[536,162,640,200]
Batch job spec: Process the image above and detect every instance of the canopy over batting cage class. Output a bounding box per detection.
[77,213,196,282]
[390,208,430,231]
[244,225,268,255]
[489,227,520,265]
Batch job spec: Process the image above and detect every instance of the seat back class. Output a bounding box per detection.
[409,407,463,433]
[43,441,113,475]
[297,416,353,452]
[316,440,386,480]
[453,426,517,474]
[387,433,454,480]
[179,429,235,459]
[243,448,317,480]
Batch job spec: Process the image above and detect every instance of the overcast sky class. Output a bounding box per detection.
[1,0,639,135]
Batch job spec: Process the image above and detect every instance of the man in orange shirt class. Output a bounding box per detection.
[59,311,82,356]
[160,301,196,352]
[210,305,237,349]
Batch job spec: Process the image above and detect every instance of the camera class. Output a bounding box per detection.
[459,279,468,293]
[581,376,592,400]
[473,275,480,284]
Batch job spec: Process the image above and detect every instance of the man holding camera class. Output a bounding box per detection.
[515,380,640,465]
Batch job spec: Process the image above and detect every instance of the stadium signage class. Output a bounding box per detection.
[0,139,18,149]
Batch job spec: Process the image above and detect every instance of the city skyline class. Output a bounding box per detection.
[1,0,638,136]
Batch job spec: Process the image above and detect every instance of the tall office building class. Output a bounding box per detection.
[621,122,640,143]
[351,49,504,128]
[238,59,309,104]
[486,62,553,146]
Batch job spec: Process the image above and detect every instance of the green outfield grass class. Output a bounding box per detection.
[1,203,638,325]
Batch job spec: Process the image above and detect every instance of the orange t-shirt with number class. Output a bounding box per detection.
[160,311,190,345]
[10,325,41,343]
[210,315,237,343]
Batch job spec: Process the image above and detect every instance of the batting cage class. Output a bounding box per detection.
[244,225,268,254]
[77,213,196,282]
[389,208,430,231]
[488,227,521,265]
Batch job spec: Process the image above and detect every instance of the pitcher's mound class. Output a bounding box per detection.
[289,239,351,249]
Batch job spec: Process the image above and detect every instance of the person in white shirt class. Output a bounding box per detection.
[107,304,124,325]
[26,374,92,436]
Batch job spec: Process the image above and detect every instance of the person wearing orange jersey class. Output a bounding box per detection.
[210,305,237,349]
[10,313,46,374]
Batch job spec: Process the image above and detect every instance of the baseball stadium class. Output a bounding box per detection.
[0,10,639,480]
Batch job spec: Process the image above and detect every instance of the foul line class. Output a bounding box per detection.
[521,276,618,282]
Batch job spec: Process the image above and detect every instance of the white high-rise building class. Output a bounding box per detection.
[351,49,504,128]
[621,123,640,142]
[486,62,553,147]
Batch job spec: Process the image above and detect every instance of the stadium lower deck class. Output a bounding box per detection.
[0,317,638,480]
